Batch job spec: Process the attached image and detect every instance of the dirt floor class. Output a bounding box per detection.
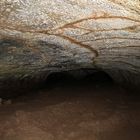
[0,78,140,140]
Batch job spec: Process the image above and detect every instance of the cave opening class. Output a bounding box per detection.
[44,69,114,90]
[0,69,115,99]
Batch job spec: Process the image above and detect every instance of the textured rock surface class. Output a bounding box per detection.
[0,0,140,96]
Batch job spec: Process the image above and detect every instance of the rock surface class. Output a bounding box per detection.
[0,0,140,96]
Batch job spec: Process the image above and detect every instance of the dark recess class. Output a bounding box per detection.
[0,69,114,99]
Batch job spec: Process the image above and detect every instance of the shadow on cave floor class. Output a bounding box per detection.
[0,70,140,140]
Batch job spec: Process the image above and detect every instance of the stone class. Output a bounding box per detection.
[0,0,140,97]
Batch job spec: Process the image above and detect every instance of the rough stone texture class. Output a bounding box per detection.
[0,0,140,96]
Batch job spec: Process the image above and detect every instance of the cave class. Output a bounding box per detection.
[0,0,140,139]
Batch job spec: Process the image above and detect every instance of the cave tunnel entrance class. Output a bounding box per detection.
[45,69,114,90]
[0,69,115,99]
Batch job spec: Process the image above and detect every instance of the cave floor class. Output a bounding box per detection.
[0,82,140,140]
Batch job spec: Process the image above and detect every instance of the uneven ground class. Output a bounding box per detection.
[0,74,140,140]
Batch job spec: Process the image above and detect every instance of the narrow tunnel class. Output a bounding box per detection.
[45,69,114,90]
[0,69,114,98]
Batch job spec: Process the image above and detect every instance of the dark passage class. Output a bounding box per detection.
[45,70,113,89]
[0,69,114,98]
